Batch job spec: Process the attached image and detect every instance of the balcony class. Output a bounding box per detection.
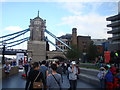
[107,30,112,34]
[112,27,120,34]
[108,42,120,51]
[107,27,120,34]
[107,21,120,27]
[108,37,112,41]
[106,14,120,21]
[112,35,120,41]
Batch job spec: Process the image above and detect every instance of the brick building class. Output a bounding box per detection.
[56,28,91,54]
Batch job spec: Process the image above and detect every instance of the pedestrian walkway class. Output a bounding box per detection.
[2,71,26,89]
[0,70,98,89]
[62,74,98,89]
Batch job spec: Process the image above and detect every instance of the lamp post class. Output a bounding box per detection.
[83,52,86,63]
[2,41,6,65]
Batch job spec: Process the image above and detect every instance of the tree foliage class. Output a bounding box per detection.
[86,41,98,62]
[64,45,81,62]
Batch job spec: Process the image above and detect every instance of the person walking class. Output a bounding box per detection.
[3,61,11,77]
[104,65,114,90]
[25,62,45,90]
[47,63,62,90]
[39,60,48,88]
[97,67,106,88]
[56,61,63,82]
[68,61,78,90]
[23,62,29,78]
[40,60,48,80]
[66,62,70,79]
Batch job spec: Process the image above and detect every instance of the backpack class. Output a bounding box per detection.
[56,66,63,75]
[78,67,80,74]
[76,66,80,74]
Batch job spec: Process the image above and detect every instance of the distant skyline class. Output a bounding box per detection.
[0,0,119,50]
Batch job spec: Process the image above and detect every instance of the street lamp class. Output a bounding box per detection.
[2,41,6,65]
[83,52,86,63]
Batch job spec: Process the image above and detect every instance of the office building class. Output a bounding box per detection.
[106,2,120,51]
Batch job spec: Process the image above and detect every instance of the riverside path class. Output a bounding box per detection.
[0,70,99,89]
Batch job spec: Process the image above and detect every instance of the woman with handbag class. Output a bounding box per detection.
[25,62,46,90]
[47,63,62,90]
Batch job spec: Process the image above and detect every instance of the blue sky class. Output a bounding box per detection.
[0,0,119,50]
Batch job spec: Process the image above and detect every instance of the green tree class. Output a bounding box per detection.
[64,45,81,62]
[86,41,98,62]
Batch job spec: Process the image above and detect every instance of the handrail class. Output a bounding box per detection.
[0,37,29,46]
[0,29,29,39]
[0,30,29,43]
[7,38,29,48]
[45,37,64,52]
[44,29,71,49]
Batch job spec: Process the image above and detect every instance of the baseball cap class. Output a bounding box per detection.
[71,61,76,64]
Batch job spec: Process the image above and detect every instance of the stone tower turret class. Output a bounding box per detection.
[27,12,46,62]
[72,28,77,46]
[29,13,46,41]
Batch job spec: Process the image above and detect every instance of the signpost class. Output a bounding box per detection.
[16,53,24,69]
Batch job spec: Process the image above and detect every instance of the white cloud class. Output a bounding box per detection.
[62,2,84,15]
[58,13,111,39]
[4,26,23,32]
[56,32,66,37]
[0,0,119,2]
[57,2,116,39]
[0,26,29,49]
[0,0,6,2]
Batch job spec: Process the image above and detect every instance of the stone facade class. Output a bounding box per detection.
[29,16,46,41]
[27,13,46,62]
[47,51,66,59]
[28,41,46,62]
[27,12,67,61]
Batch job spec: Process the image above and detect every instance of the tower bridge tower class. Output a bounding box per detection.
[27,12,46,62]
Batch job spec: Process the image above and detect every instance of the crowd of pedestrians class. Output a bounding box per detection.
[3,61,11,77]
[95,50,120,68]
[24,59,120,90]
[24,60,80,90]
[3,52,120,90]
[97,64,120,89]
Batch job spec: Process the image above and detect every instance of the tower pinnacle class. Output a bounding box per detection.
[38,10,39,17]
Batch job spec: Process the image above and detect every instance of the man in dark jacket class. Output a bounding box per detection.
[104,65,113,90]
[25,62,45,90]
[23,62,29,78]
[56,61,63,82]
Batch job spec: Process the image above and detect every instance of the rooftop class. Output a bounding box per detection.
[58,34,72,39]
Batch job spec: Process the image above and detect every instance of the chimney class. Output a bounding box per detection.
[72,28,77,46]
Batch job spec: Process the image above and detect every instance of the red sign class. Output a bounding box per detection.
[104,51,110,63]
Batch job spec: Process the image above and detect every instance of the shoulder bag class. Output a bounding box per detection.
[33,72,43,89]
